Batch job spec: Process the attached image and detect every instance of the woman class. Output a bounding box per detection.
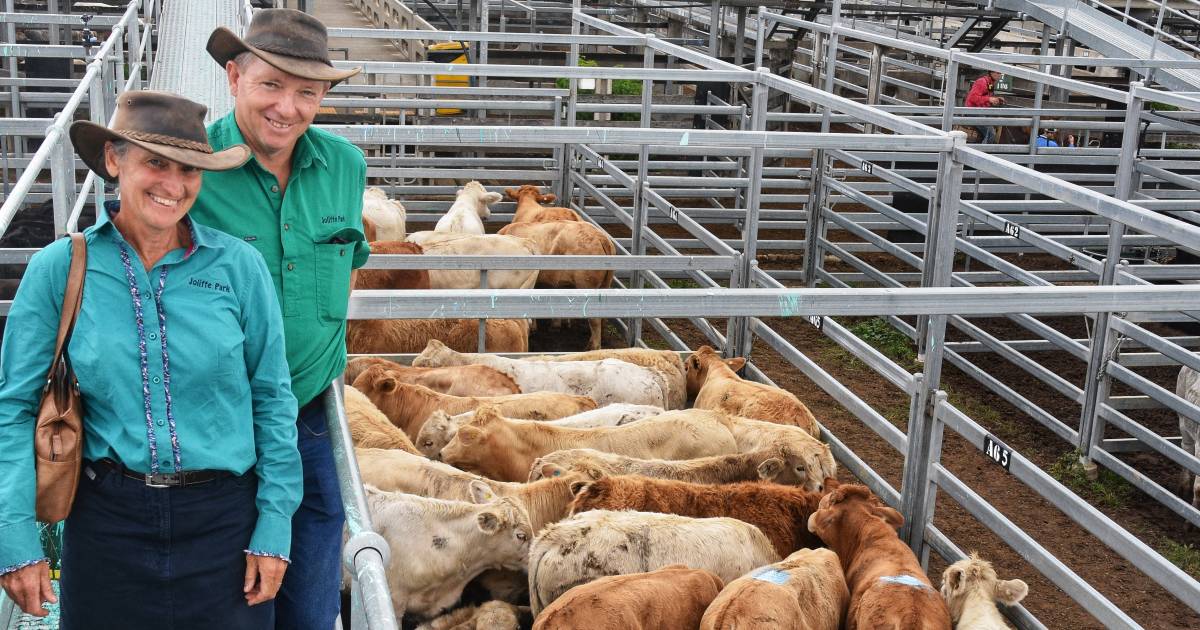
[0,91,302,628]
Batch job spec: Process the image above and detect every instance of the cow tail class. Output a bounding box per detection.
[601,269,615,289]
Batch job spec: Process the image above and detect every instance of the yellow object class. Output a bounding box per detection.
[428,42,469,115]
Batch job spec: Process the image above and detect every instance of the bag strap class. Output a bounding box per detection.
[46,233,87,380]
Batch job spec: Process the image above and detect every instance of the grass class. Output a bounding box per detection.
[1160,538,1200,579]
[1047,450,1134,508]
[848,317,917,366]
[666,278,701,289]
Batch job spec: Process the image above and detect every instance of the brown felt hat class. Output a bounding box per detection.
[207,8,360,85]
[69,91,251,182]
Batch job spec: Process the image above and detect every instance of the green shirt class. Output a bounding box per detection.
[0,207,302,571]
[190,112,369,406]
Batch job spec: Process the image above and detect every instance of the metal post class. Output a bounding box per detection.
[820,0,843,133]
[627,44,654,348]
[940,52,958,132]
[865,44,884,134]
[5,0,19,152]
[478,0,488,120]
[754,5,766,70]
[50,125,76,238]
[1077,83,1144,473]
[1028,26,1052,155]
[1147,0,1168,85]
[89,69,107,210]
[899,132,966,554]
[561,0,582,202]
[811,32,825,88]
[725,75,767,359]
[128,11,142,91]
[801,148,828,287]
[48,0,60,46]
[734,6,747,67]
[478,270,489,352]
[709,0,722,58]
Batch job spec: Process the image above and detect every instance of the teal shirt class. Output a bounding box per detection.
[0,207,302,571]
[189,112,369,407]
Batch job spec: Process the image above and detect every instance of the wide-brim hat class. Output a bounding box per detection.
[69,91,250,182]
[207,8,360,85]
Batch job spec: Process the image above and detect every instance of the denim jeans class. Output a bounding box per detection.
[60,461,271,630]
[274,393,346,629]
[974,125,996,144]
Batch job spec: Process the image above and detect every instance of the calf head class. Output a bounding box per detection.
[505,184,556,204]
[940,553,1028,622]
[474,497,534,570]
[684,346,746,396]
[757,443,831,491]
[807,484,903,551]
[415,410,456,459]
[412,338,456,368]
[566,477,612,514]
[364,187,389,202]
[458,181,502,219]
[442,406,506,472]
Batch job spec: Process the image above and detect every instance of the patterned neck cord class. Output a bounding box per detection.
[118,246,182,475]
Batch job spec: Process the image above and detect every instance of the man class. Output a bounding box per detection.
[1036,127,1076,148]
[190,9,367,628]
[964,69,1005,144]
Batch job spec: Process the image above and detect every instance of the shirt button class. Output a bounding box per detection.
[284,223,290,231]
[271,185,280,193]
[287,263,295,271]
[152,376,161,384]
[340,249,345,256]
[148,332,158,340]
[157,420,165,427]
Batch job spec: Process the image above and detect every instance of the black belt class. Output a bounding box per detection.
[92,458,235,488]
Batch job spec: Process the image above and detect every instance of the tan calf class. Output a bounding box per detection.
[352,365,596,440]
[533,565,723,630]
[345,356,520,398]
[505,185,582,223]
[529,445,811,486]
[686,345,820,435]
[700,548,849,630]
[530,348,688,410]
[347,318,529,355]
[442,407,738,482]
[940,554,1028,630]
[415,601,525,630]
[344,385,420,454]
[498,220,615,350]
[356,447,592,532]
[807,485,950,630]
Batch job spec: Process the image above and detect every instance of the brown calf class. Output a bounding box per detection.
[686,345,820,435]
[533,565,723,630]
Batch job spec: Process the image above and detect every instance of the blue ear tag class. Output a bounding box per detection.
[751,568,791,585]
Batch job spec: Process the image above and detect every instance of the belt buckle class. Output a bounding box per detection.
[145,472,179,488]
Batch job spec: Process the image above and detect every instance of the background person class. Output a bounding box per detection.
[965,69,1005,144]
[190,9,368,628]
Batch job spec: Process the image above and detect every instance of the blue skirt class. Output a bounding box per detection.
[58,462,273,630]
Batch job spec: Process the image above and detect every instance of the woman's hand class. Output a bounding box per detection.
[243,555,288,606]
[0,561,55,617]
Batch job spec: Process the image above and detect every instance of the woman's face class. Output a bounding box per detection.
[104,142,201,233]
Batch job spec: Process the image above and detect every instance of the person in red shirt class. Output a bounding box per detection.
[965,70,1005,144]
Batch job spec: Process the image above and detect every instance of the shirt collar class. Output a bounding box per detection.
[96,199,220,260]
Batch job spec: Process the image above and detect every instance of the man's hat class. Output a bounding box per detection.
[69,91,250,182]
[207,9,361,85]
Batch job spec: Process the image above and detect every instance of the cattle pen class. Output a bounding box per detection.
[4,0,1200,628]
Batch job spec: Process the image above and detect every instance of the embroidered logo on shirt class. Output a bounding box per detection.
[321,215,346,224]
[244,235,258,242]
[188,277,231,293]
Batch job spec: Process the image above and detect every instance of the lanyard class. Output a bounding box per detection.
[118,246,182,474]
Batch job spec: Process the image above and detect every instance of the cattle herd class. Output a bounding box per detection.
[340,218,1032,630]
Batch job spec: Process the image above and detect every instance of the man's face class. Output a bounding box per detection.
[227,55,329,160]
[989,71,1003,81]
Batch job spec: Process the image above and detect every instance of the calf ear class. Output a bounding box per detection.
[570,480,592,497]
[822,477,840,492]
[504,187,520,200]
[469,480,497,504]
[484,192,503,205]
[477,510,503,534]
[942,566,964,595]
[725,357,747,372]
[474,406,502,426]
[994,578,1029,605]
[584,466,605,480]
[538,463,565,479]
[757,458,784,481]
[377,376,398,393]
[538,192,557,203]
[457,426,483,444]
[874,506,905,529]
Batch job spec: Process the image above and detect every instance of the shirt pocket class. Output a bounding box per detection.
[316,227,363,322]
